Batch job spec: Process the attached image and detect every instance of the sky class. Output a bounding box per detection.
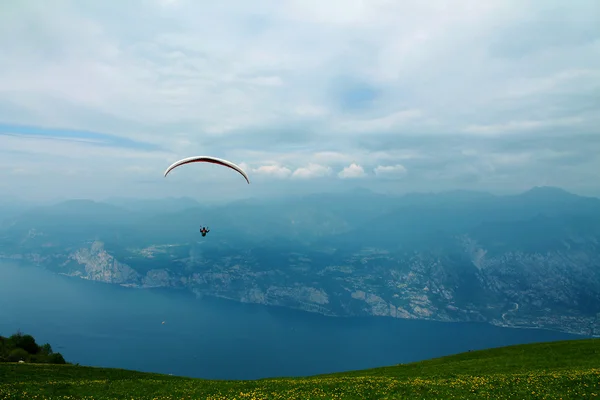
[0,0,599,203]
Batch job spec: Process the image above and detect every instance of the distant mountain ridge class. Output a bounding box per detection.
[1,186,599,336]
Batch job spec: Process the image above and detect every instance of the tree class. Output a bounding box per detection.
[0,331,68,364]
[9,333,40,354]
[40,343,53,355]
[48,353,66,364]
[7,348,29,363]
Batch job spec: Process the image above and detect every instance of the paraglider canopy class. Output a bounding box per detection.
[163,156,250,184]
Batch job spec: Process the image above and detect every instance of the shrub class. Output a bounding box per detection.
[7,348,29,363]
[10,332,40,354]
[48,353,66,364]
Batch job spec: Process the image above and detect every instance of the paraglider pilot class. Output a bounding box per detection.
[200,226,210,237]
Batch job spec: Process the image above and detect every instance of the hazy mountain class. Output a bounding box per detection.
[1,186,599,336]
[103,196,203,214]
[0,197,43,222]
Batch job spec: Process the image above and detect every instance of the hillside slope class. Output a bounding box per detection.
[1,187,600,336]
[1,338,599,399]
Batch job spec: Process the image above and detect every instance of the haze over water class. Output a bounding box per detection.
[0,262,583,380]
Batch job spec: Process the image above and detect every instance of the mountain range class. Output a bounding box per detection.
[1,186,599,336]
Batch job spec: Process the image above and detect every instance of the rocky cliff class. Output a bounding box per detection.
[3,235,599,337]
[1,187,599,337]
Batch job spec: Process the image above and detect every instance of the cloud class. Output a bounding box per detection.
[253,164,292,178]
[0,0,599,200]
[291,163,332,179]
[338,163,366,179]
[374,164,408,178]
[0,123,161,150]
[332,109,424,134]
[462,116,586,135]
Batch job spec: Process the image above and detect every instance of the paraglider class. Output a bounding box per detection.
[163,155,250,184]
[163,156,250,236]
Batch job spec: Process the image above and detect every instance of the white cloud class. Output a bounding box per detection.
[0,0,599,199]
[332,109,423,134]
[253,164,292,178]
[312,151,354,164]
[338,163,366,179]
[374,164,407,178]
[0,133,170,161]
[291,163,332,179]
[463,117,586,135]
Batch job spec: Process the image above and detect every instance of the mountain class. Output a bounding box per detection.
[1,186,600,336]
[0,197,42,223]
[103,196,203,214]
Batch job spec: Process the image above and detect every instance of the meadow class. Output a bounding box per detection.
[1,338,599,399]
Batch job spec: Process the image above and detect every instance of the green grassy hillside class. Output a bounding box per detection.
[1,338,599,399]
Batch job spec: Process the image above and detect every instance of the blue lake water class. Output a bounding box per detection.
[0,262,584,380]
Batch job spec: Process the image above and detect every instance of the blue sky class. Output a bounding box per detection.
[0,0,599,202]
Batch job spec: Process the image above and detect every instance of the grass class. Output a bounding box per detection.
[1,338,599,399]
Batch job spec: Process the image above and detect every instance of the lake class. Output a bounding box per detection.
[0,261,584,380]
